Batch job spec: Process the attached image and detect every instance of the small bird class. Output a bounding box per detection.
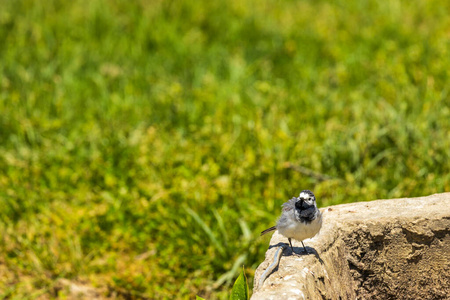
[261,190,322,254]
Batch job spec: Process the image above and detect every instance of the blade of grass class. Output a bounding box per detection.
[184,205,226,256]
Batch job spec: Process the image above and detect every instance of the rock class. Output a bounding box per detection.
[252,193,450,300]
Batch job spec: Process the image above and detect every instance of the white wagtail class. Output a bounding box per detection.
[261,190,322,254]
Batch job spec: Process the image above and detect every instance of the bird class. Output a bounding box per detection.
[261,190,322,254]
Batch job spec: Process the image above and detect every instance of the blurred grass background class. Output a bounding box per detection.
[0,0,449,298]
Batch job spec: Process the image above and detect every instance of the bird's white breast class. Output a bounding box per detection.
[278,212,322,242]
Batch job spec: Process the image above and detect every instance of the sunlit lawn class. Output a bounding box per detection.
[0,0,449,298]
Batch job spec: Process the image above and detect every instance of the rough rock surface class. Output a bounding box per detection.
[252,193,450,299]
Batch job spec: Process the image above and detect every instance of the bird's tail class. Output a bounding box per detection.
[260,226,277,236]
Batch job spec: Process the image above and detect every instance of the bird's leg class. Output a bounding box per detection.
[301,241,308,254]
[288,238,295,254]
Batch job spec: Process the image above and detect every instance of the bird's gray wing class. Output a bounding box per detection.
[281,197,297,212]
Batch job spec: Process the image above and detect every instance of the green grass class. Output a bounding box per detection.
[1,0,449,298]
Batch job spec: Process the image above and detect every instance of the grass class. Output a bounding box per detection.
[0,0,449,298]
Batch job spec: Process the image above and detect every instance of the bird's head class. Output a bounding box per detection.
[295,190,316,211]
